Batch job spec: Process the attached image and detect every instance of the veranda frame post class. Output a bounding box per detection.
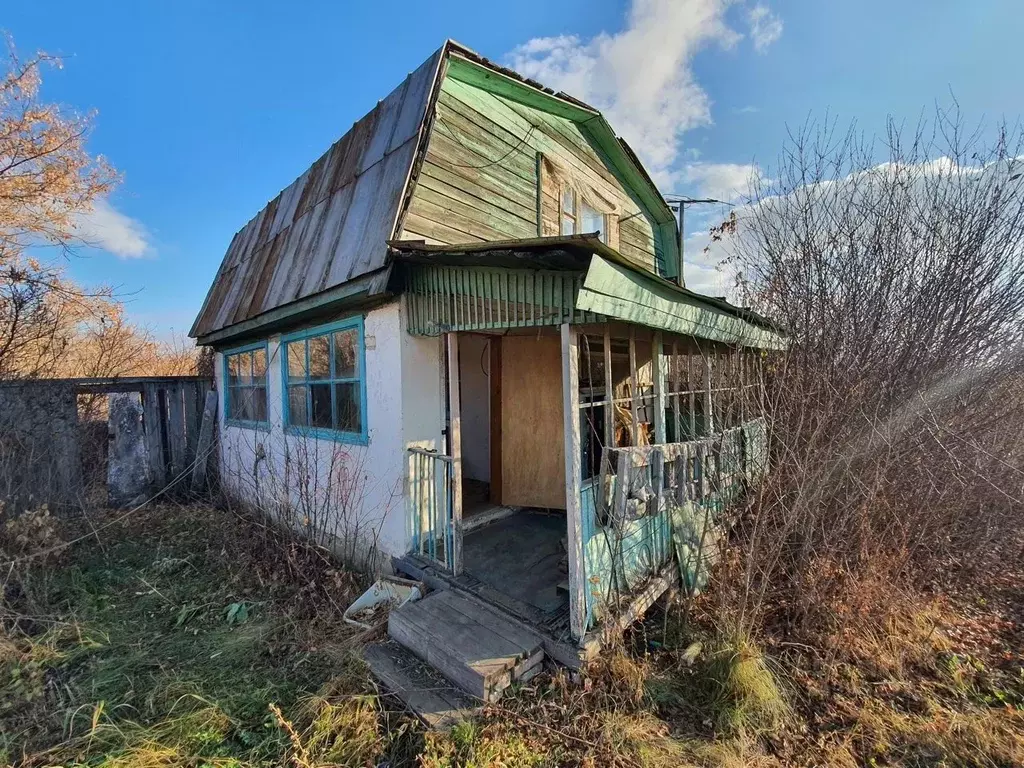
[561,323,587,641]
[445,333,464,576]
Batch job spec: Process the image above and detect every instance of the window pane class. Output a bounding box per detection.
[227,353,241,384]
[252,386,268,422]
[333,329,358,378]
[309,335,330,380]
[228,385,239,421]
[561,215,575,236]
[288,385,309,426]
[238,351,253,385]
[561,187,575,215]
[236,387,254,422]
[581,202,604,239]
[287,341,307,380]
[310,383,332,428]
[252,347,267,380]
[334,382,361,434]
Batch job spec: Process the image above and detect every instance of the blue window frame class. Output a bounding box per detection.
[280,316,368,444]
[223,342,270,428]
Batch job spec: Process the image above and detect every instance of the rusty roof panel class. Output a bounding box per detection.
[190,46,444,339]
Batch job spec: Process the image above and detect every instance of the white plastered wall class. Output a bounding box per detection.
[214,298,445,566]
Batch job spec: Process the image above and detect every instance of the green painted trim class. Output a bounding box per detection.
[446,55,598,122]
[404,263,600,335]
[279,315,369,446]
[222,341,271,429]
[198,268,392,348]
[444,53,680,280]
[576,256,788,349]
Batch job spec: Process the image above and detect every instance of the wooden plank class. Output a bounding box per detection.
[446,333,464,576]
[431,589,543,655]
[165,383,187,478]
[561,323,587,641]
[191,389,218,493]
[412,182,536,241]
[363,642,477,729]
[704,351,714,436]
[489,336,503,504]
[142,383,166,489]
[603,329,614,449]
[419,161,537,224]
[500,334,565,508]
[628,328,640,446]
[389,612,490,699]
[183,381,201,462]
[653,332,666,445]
[399,594,529,660]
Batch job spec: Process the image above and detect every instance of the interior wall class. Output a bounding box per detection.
[500,334,566,509]
[458,334,490,482]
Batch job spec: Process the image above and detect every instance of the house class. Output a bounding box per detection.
[190,40,784,707]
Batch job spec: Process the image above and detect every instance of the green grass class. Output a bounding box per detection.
[3,501,1021,767]
[1,502,386,767]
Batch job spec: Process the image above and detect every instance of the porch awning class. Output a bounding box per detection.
[576,255,787,350]
[391,235,786,349]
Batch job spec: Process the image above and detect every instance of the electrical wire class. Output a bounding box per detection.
[436,115,538,170]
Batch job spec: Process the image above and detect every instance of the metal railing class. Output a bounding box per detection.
[407,447,458,573]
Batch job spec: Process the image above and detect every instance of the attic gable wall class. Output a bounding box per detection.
[397,73,659,273]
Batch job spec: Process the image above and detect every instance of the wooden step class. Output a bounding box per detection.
[388,589,544,702]
[363,641,479,729]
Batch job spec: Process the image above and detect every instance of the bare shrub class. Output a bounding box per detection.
[712,105,1024,642]
[217,424,397,589]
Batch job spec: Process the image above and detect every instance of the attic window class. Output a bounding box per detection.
[560,187,609,243]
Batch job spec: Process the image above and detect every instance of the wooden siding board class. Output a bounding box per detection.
[417,162,537,223]
[411,182,536,240]
[422,132,539,203]
[398,74,657,274]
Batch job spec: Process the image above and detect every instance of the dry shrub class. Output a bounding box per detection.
[711,105,1024,648]
[845,698,1024,767]
[425,646,789,768]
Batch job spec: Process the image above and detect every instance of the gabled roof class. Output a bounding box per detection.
[191,40,679,344]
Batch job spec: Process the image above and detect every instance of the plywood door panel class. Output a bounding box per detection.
[500,335,565,509]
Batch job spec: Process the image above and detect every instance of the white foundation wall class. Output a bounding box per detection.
[215,300,428,564]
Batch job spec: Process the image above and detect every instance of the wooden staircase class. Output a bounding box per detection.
[380,588,545,703]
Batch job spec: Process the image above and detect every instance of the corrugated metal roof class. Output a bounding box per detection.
[189,47,444,339]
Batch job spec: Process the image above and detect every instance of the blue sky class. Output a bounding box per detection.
[4,0,1021,336]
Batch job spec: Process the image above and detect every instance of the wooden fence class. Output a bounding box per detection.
[0,376,214,513]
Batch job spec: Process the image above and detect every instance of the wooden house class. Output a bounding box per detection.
[190,40,784,709]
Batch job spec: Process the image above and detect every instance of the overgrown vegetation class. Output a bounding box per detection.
[1,499,1020,767]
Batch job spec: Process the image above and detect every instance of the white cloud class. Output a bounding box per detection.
[73,198,152,259]
[734,105,760,114]
[506,0,783,187]
[747,4,783,52]
[682,161,762,201]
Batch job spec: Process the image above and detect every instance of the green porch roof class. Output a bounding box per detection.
[391,236,786,349]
